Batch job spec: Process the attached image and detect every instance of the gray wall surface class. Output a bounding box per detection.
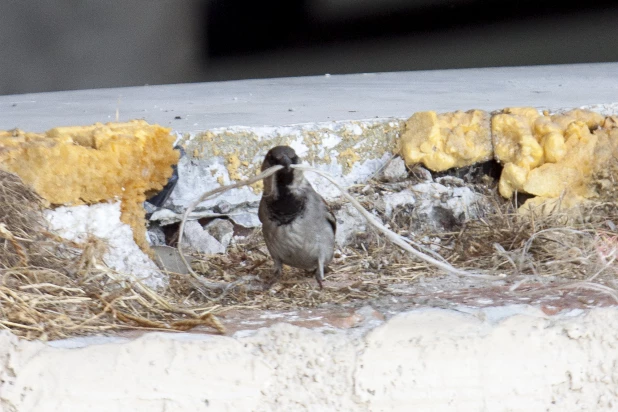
[0,1,205,95]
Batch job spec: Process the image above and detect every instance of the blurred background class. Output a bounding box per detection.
[1,0,617,95]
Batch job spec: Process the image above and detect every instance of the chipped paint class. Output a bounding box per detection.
[181,119,401,177]
[161,119,402,225]
[338,148,361,168]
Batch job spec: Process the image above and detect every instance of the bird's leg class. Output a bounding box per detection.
[315,259,325,289]
[263,259,283,290]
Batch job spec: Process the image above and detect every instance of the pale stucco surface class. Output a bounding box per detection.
[1,306,617,411]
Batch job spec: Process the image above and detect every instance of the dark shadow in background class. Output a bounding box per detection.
[207,0,617,58]
[1,0,617,95]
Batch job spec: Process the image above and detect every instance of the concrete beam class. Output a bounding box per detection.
[0,63,617,133]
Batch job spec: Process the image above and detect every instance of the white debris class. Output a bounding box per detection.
[320,134,341,149]
[288,140,309,157]
[182,220,226,255]
[383,189,416,217]
[204,219,234,249]
[44,202,166,289]
[151,245,191,275]
[381,157,408,182]
[435,176,465,186]
[410,182,483,232]
[335,203,374,247]
[349,123,363,136]
[578,102,618,116]
[420,236,442,252]
[170,155,260,213]
[228,211,261,228]
[409,165,433,182]
[382,183,484,232]
[146,225,166,246]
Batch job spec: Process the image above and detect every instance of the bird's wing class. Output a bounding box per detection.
[258,198,268,225]
[321,197,337,235]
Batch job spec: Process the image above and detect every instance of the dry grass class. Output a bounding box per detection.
[0,170,224,341]
[442,160,618,289]
[175,229,411,310]
[443,203,616,280]
[1,159,617,341]
[183,166,617,308]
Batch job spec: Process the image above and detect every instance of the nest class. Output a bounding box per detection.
[184,166,618,308]
[173,229,406,310]
[1,159,617,341]
[0,170,223,341]
[441,160,618,285]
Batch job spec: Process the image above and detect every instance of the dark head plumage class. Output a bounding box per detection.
[261,146,300,171]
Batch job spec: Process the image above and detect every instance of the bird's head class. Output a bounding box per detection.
[261,146,305,196]
[261,145,300,172]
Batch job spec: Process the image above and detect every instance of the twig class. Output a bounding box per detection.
[557,281,618,303]
[19,283,85,293]
[587,255,616,283]
[0,223,28,266]
[292,165,499,280]
[177,165,283,299]
[520,227,591,267]
[97,295,225,334]
[178,163,499,294]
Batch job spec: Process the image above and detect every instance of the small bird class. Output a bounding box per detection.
[258,146,336,289]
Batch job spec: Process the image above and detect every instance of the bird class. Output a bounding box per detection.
[258,145,336,289]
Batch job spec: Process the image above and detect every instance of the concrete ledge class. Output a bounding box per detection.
[1,65,618,411]
[1,63,618,133]
[1,306,616,411]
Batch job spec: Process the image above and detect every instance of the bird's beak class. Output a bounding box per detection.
[280,155,292,169]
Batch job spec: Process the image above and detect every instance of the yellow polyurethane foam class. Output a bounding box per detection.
[0,120,179,252]
[401,110,492,172]
[492,108,614,200]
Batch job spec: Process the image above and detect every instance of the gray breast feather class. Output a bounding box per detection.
[259,186,335,271]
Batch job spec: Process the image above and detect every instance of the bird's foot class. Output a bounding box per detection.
[315,276,324,290]
[313,268,324,290]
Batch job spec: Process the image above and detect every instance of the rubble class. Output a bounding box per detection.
[382,183,485,233]
[204,219,235,249]
[44,202,166,289]
[182,220,227,255]
[380,156,408,182]
[334,204,371,247]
